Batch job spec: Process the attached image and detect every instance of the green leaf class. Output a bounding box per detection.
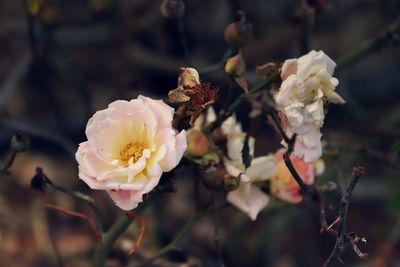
[242,133,252,169]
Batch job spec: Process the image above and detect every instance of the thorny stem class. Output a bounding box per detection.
[269,112,367,266]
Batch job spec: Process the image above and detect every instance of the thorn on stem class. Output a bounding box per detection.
[126,212,146,254]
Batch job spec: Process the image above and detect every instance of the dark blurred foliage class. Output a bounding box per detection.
[0,0,399,267]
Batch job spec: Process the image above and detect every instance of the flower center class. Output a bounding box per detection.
[120,141,146,163]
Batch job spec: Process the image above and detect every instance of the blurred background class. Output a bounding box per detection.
[0,0,399,266]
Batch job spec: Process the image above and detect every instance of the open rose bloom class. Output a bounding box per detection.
[270,149,315,203]
[274,50,345,163]
[75,96,186,210]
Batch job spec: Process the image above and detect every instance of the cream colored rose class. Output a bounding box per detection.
[75,95,187,210]
[274,50,345,162]
[221,115,277,220]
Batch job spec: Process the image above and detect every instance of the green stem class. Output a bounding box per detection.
[93,184,174,267]
[1,149,17,174]
[336,15,400,72]
[136,210,205,267]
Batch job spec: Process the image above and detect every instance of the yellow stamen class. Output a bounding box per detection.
[120,142,146,163]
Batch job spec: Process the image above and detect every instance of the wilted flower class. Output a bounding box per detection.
[274,50,345,162]
[168,67,218,125]
[222,115,277,220]
[76,95,187,210]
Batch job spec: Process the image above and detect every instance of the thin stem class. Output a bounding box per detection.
[198,49,234,75]
[93,184,174,267]
[212,192,224,267]
[177,17,191,64]
[23,0,39,59]
[136,210,205,267]
[1,149,17,174]
[336,15,400,72]
[37,168,106,234]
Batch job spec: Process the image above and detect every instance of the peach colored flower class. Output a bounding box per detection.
[274,50,345,162]
[75,95,187,210]
[270,149,315,203]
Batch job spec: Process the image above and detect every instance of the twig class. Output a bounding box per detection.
[35,167,105,234]
[269,112,367,266]
[336,15,400,72]
[1,119,76,158]
[44,203,101,240]
[0,54,30,110]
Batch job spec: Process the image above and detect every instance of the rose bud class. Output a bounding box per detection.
[224,11,253,49]
[186,129,209,157]
[225,51,246,77]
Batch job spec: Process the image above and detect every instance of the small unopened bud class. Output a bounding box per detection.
[160,0,185,19]
[224,11,253,49]
[187,130,209,157]
[11,133,30,152]
[223,174,240,191]
[225,51,246,77]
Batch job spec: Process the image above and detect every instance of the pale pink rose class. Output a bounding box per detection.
[270,149,315,203]
[275,50,345,163]
[76,95,187,210]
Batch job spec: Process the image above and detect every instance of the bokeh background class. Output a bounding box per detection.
[0,0,399,266]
